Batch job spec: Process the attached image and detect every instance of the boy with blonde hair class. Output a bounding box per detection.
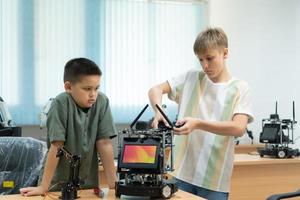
[148,27,253,200]
[20,58,117,196]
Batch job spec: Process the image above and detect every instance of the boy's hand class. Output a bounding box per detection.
[20,186,47,197]
[96,139,117,190]
[151,113,169,129]
[174,117,198,135]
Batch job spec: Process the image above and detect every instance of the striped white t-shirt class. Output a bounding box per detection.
[168,69,253,192]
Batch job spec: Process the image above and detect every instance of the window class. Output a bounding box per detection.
[0,0,207,125]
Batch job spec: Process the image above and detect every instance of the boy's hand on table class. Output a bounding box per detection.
[20,186,47,197]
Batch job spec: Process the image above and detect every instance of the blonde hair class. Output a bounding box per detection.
[193,27,228,55]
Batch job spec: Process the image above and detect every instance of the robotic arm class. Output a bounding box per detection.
[56,147,82,200]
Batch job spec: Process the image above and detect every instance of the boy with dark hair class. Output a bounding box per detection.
[20,58,117,196]
[148,27,253,200]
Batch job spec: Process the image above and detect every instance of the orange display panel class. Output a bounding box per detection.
[122,145,157,164]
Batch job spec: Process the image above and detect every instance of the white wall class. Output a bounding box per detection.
[208,0,300,146]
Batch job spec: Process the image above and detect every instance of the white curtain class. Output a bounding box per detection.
[0,0,207,124]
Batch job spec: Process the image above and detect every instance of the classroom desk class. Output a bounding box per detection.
[0,188,204,200]
[230,154,300,200]
[234,144,265,154]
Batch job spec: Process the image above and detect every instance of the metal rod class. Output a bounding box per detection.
[155,104,173,127]
[130,104,149,130]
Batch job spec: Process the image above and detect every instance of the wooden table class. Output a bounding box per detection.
[0,188,204,200]
[234,144,265,154]
[230,154,300,200]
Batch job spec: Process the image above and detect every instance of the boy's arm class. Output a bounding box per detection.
[20,141,63,196]
[96,138,116,189]
[148,81,172,128]
[174,114,249,137]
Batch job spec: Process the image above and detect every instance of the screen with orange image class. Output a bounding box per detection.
[122,145,157,164]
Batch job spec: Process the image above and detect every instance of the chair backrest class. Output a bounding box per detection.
[39,98,54,129]
[0,137,47,194]
[0,97,14,128]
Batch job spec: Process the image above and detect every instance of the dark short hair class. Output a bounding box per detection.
[63,58,102,83]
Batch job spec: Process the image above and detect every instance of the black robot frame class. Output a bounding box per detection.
[258,101,299,158]
[115,104,178,199]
